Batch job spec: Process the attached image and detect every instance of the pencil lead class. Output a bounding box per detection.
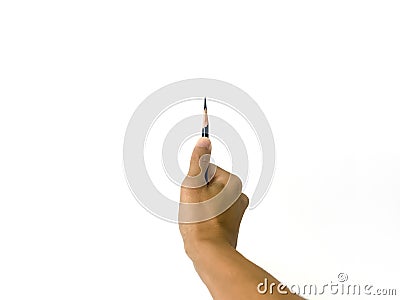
[204,97,207,110]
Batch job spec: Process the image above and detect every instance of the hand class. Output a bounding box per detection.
[179,137,249,259]
[178,138,303,300]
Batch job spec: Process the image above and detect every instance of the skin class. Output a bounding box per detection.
[179,137,304,300]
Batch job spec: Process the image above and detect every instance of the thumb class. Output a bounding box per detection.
[188,137,212,177]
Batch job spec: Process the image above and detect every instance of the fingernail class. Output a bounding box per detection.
[196,138,212,151]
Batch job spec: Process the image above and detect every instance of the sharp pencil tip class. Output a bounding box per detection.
[202,97,209,138]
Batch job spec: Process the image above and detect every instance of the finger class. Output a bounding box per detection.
[239,193,249,210]
[208,165,233,185]
[188,137,212,177]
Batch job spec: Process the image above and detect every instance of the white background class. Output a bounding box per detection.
[1,1,399,299]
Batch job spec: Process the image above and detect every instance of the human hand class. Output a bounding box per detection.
[179,137,249,259]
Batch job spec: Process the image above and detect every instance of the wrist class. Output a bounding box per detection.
[184,238,234,262]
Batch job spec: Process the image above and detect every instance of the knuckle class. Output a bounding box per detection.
[240,193,249,208]
[231,174,242,189]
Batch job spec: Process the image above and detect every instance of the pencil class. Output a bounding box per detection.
[202,97,209,184]
[202,97,209,138]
